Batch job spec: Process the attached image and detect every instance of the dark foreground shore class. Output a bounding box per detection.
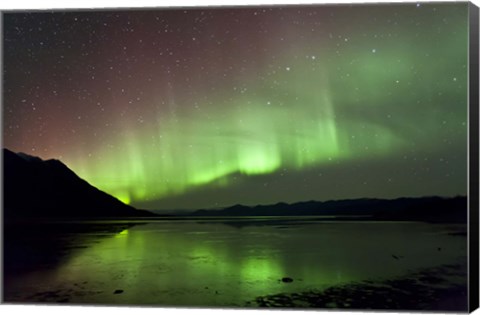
[249,264,467,311]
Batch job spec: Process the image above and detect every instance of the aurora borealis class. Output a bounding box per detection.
[3,3,469,210]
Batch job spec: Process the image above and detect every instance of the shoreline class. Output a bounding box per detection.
[249,263,468,311]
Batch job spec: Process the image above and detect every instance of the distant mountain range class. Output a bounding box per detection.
[3,148,154,219]
[191,196,467,223]
[3,148,467,223]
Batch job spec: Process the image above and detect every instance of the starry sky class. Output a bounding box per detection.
[2,3,469,210]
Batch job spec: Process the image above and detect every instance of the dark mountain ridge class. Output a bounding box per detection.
[192,196,467,223]
[3,148,154,219]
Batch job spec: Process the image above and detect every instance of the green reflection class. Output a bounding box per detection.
[241,257,283,283]
[47,220,466,306]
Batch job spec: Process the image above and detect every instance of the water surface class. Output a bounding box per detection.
[4,218,467,308]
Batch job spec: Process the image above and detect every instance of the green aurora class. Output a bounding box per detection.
[3,3,469,209]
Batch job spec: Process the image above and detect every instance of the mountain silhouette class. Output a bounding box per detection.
[192,196,467,223]
[3,148,154,218]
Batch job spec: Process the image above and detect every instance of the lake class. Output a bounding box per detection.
[3,217,468,310]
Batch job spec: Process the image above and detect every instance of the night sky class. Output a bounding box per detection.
[2,3,469,210]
